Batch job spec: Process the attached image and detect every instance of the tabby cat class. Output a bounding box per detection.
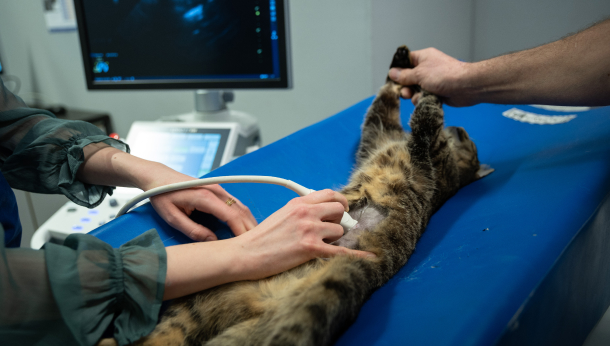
[100,45,492,346]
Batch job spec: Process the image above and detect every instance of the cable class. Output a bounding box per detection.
[116,175,358,231]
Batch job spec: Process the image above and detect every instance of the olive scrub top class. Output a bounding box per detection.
[0,78,167,346]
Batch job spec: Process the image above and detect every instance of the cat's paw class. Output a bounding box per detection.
[417,91,441,106]
[386,45,419,89]
[389,45,413,69]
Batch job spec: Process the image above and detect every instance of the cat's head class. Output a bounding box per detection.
[444,126,494,186]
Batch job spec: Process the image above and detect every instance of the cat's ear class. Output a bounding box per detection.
[476,164,494,179]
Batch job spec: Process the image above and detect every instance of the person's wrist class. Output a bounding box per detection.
[457,61,484,106]
[219,235,259,281]
[227,231,278,281]
[464,56,521,106]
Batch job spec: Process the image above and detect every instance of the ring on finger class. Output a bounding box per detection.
[226,198,236,206]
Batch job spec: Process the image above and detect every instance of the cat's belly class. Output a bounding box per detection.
[331,205,386,249]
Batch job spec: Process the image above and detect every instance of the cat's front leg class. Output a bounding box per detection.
[356,83,405,164]
[356,45,415,164]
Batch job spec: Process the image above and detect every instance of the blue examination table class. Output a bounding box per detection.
[92,98,610,345]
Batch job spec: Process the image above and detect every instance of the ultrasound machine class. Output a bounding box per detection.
[31,0,291,248]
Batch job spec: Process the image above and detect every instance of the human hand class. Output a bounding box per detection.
[149,177,257,242]
[231,189,376,280]
[76,145,257,240]
[388,47,477,107]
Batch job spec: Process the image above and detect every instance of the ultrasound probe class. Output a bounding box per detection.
[116,175,359,232]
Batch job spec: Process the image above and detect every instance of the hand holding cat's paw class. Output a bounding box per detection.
[388,47,476,107]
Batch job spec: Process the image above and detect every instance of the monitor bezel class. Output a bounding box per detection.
[73,0,291,90]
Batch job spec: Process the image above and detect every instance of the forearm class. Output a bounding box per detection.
[466,19,610,106]
[163,238,246,300]
[76,143,193,191]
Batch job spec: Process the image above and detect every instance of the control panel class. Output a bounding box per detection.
[30,195,134,248]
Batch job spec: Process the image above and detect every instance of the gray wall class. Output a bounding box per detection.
[473,0,610,61]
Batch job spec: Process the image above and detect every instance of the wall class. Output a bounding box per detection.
[473,0,610,61]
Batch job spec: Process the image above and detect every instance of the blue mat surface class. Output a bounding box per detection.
[92,98,610,345]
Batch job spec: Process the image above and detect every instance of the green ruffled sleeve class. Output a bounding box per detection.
[44,229,167,346]
[0,111,129,208]
[0,77,128,207]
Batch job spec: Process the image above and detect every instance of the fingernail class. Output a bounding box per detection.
[389,68,401,81]
[366,253,377,258]
[204,236,216,242]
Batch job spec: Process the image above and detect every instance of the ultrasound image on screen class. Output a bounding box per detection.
[82,0,278,82]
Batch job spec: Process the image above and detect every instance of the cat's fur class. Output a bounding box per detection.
[99,46,492,346]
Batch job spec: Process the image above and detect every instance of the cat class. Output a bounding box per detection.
[98,45,492,346]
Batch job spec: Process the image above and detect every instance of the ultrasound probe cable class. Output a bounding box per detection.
[115,175,359,231]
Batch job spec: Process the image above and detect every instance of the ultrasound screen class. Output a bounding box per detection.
[78,0,284,86]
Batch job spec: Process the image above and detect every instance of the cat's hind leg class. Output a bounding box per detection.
[204,318,259,346]
[242,257,378,346]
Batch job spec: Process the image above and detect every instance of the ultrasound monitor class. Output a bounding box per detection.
[73,0,290,90]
